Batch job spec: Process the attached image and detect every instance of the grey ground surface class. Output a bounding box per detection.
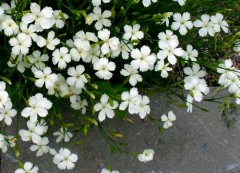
[1,88,240,173]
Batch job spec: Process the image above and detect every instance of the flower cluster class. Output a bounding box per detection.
[217,59,240,104]
[184,64,209,113]
[0,0,237,172]
[0,81,17,126]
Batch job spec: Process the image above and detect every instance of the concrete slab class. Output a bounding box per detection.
[1,88,240,173]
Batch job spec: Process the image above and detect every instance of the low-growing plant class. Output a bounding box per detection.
[0,0,240,172]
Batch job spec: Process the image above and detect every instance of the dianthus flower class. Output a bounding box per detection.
[21,93,52,122]
[53,148,78,170]
[94,94,118,122]
[15,162,39,173]
[94,58,116,80]
[98,29,120,55]
[36,31,60,50]
[194,14,215,37]
[123,24,144,41]
[9,33,32,55]
[161,111,176,129]
[67,65,88,89]
[33,67,58,89]
[19,120,46,144]
[88,7,112,30]
[131,45,156,72]
[138,149,154,163]
[30,137,50,156]
[22,2,54,31]
[171,12,193,35]
[120,64,143,86]
[52,47,71,69]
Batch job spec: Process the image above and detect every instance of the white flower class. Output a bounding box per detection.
[217,59,234,72]
[142,0,157,7]
[157,39,184,65]
[53,148,78,170]
[52,47,71,69]
[33,67,58,89]
[28,50,49,69]
[92,0,111,6]
[154,60,172,78]
[217,59,240,94]
[211,13,229,33]
[136,95,150,119]
[0,81,9,108]
[52,10,69,29]
[161,111,176,129]
[75,30,98,43]
[182,44,198,61]
[30,137,50,156]
[158,30,178,43]
[120,64,143,86]
[66,39,74,48]
[158,12,173,26]
[38,119,48,134]
[98,29,120,55]
[15,162,39,173]
[172,0,186,6]
[184,64,209,102]
[85,15,93,25]
[111,41,133,59]
[184,77,209,102]
[123,24,144,41]
[49,148,57,155]
[131,46,156,72]
[217,59,238,84]
[94,94,118,122]
[183,63,206,80]
[227,75,240,94]
[101,168,120,173]
[8,54,31,73]
[9,33,32,55]
[0,100,17,126]
[20,22,38,41]
[47,74,67,96]
[0,6,4,16]
[70,95,88,113]
[186,94,194,113]
[70,39,90,62]
[22,2,54,30]
[171,12,193,35]
[119,88,141,114]
[88,7,112,30]
[85,45,101,63]
[53,127,73,143]
[194,14,215,37]
[19,120,46,143]
[0,135,7,152]
[138,149,154,163]
[0,134,15,153]
[58,84,82,98]
[21,93,52,122]
[1,1,16,13]
[1,19,19,36]
[36,31,60,50]
[67,65,88,89]
[94,58,116,80]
